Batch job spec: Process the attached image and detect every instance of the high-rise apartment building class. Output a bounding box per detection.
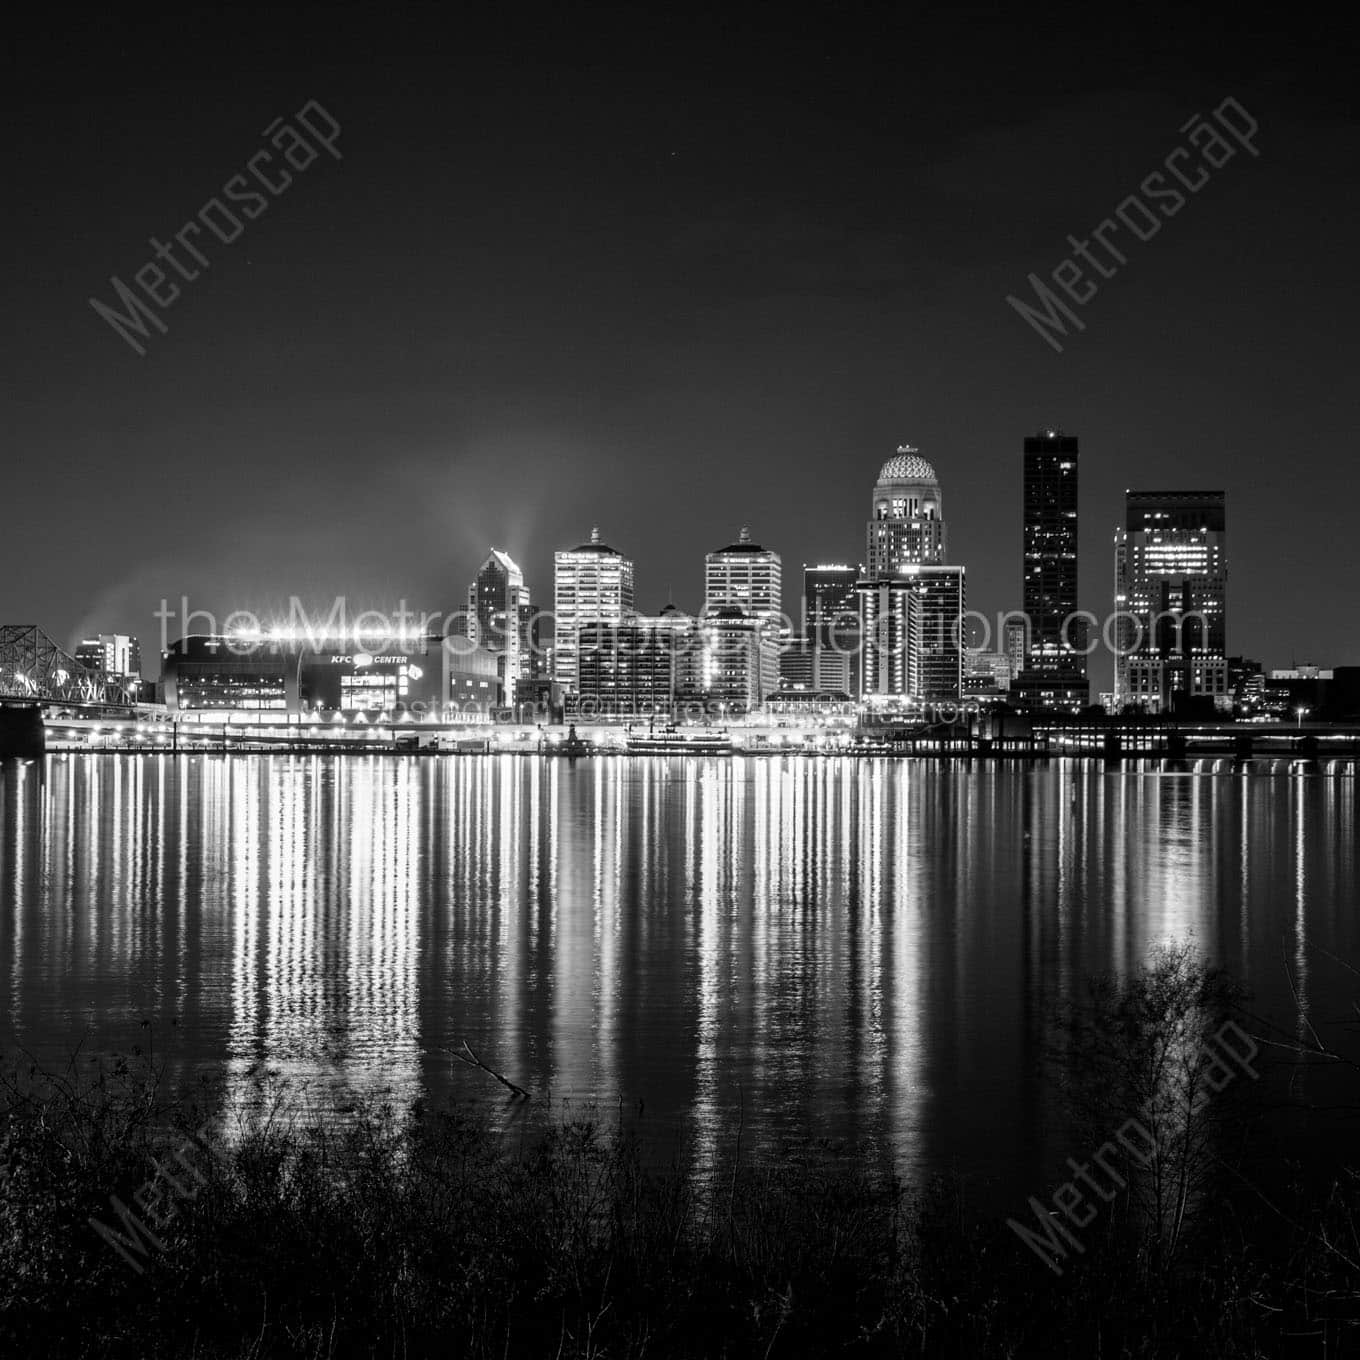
[1114,491,1228,712]
[553,527,636,695]
[467,549,529,705]
[857,578,923,699]
[910,564,967,703]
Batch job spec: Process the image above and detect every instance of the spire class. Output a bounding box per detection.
[738,525,751,544]
[590,526,601,545]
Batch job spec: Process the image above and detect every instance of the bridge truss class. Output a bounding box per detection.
[0,625,136,708]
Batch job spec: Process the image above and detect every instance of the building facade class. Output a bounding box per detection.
[552,527,636,696]
[1114,491,1228,712]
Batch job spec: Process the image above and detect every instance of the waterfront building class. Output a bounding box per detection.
[690,607,775,714]
[573,607,693,718]
[162,634,497,718]
[1113,491,1228,712]
[553,527,635,696]
[467,549,529,706]
[963,650,1014,699]
[778,636,851,694]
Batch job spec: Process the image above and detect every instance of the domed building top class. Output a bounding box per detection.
[877,445,937,484]
[568,525,624,555]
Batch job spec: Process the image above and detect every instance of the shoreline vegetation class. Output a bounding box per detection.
[3,950,1357,1357]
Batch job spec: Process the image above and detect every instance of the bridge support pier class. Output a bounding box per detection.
[0,705,46,758]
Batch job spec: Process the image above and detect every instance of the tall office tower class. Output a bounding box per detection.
[1114,491,1228,713]
[467,549,529,705]
[802,562,861,695]
[866,446,946,575]
[75,634,141,680]
[802,564,858,641]
[860,446,964,702]
[553,527,636,695]
[1022,431,1083,669]
[704,527,781,702]
[705,527,782,625]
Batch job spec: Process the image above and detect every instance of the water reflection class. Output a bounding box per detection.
[0,755,1356,1202]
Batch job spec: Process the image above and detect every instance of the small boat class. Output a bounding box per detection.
[625,722,733,755]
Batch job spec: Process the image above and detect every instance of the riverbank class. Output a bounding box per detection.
[2,1057,1356,1357]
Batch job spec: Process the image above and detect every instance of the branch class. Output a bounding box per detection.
[443,1042,530,1100]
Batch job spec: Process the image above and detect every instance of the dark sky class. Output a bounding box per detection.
[4,4,1357,689]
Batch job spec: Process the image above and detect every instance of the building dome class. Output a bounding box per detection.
[877,446,937,485]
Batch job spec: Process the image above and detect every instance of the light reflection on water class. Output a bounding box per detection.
[0,754,1354,1202]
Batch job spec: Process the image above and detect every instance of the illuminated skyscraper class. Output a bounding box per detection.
[467,549,529,706]
[704,527,781,702]
[860,446,964,702]
[911,564,967,703]
[1022,431,1082,670]
[1114,491,1228,712]
[705,527,782,626]
[553,527,636,696]
[801,563,861,696]
[866,446,946,574]
[802,564,858,641]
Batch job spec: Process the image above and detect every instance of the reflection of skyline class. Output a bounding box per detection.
[0,756,1356,1203]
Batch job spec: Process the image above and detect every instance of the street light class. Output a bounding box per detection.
[1295,705,1309,729]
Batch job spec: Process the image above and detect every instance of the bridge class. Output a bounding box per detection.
[0,626,137,709]
[0,626,138,755]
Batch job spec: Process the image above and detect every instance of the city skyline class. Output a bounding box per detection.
[16,436,1253,706]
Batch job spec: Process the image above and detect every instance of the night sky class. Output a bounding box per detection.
[5,6,1357,689]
